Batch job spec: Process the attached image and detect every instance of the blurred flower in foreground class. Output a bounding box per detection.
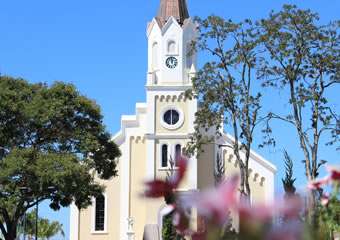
[183,174,239,224]
[144,157,187,202]
[326,165,340,182]
[321,193,330,207]
[143,157,339,240]
[308,165,340,190]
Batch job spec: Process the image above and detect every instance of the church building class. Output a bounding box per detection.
[70,0,276,239]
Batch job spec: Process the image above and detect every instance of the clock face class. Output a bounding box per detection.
[166,56,178,69]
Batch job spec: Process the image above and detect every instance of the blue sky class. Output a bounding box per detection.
[1,0,339,239]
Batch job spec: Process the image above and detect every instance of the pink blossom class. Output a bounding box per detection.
[172,209,190,234]
[307,165,340,191]
[239,204,274,222]
[326,165,340,182]
[307,177,329,190]
[188,175,239,224]
[239,196,302,222]
[279,196,303,220]
[321,193,330,206]
[144,180,174,198]
[144,157,188,198]
[169,156,188,187]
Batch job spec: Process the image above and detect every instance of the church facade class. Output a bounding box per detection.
[69,1,276,239]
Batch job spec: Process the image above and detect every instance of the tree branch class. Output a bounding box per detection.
[267,112,296,126]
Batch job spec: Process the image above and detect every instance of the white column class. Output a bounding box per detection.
[120,139,131,240]
[188,98,198,189]
[146,139,155,180]
[69,203,79,240]
[146,91,156,181]
[146,92,155,133]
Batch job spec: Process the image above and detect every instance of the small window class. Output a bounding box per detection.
[95,194,105,231]
[168,40,176,53]
[175,144,182,165]
[152,42,159,70]
[163,109,180,125]
[162,144,168,168]
[186,43,194,68]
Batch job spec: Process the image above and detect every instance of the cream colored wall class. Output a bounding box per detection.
[155,94,189,134]
[249,173,266,204]
[223,149,266,203]
[78,172,121,240]
[78,136,150,240]
[197,143,216,190]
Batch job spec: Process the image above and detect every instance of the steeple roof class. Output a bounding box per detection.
[156,0,189,27]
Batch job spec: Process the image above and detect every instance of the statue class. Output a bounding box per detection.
[127,217,135,240]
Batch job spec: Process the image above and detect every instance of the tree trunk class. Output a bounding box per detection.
[4,232,16,240]
[3,219,18,240]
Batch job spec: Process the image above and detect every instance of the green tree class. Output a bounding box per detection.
[282,150,297,198]
[258,5,339,214]
[318,198,340,240]
[0,76,121,240]
[187,16,264,201]
[162,213,176,240]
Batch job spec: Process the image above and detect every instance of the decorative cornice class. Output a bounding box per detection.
[130,136,146,144]
[145,133,191,140]
[146,85,192,91]
[220,133,277,173]
[223,150,266,186]
[155,93,187,102]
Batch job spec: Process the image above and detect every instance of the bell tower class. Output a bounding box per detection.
[146,0,197,87]
[144,0,198,186]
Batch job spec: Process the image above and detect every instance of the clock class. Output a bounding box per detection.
[166,56,178,69]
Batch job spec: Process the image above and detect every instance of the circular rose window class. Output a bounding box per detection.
[163,109,180,125]
[161,106,184,130]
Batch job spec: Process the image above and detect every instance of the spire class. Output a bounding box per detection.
[156,0,189,27]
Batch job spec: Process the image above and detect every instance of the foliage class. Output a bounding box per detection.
[186,3,338,222]
[0,76,121,240]
[187,15,265,201]
[162,213,184,240]
[309,166,340,238]
[18,209,64,240]
[318,196,340,239]
[282,150,297,197]
[258,4,339,183]
[257,4,339,223]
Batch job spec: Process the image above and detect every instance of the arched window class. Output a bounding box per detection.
[175,144,182,165]
[152,42,159,70]
[168,40,176,53]
[95,194,105,231]
[161,144,168,168]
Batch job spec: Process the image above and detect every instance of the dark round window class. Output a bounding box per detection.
[163,109,180,125]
